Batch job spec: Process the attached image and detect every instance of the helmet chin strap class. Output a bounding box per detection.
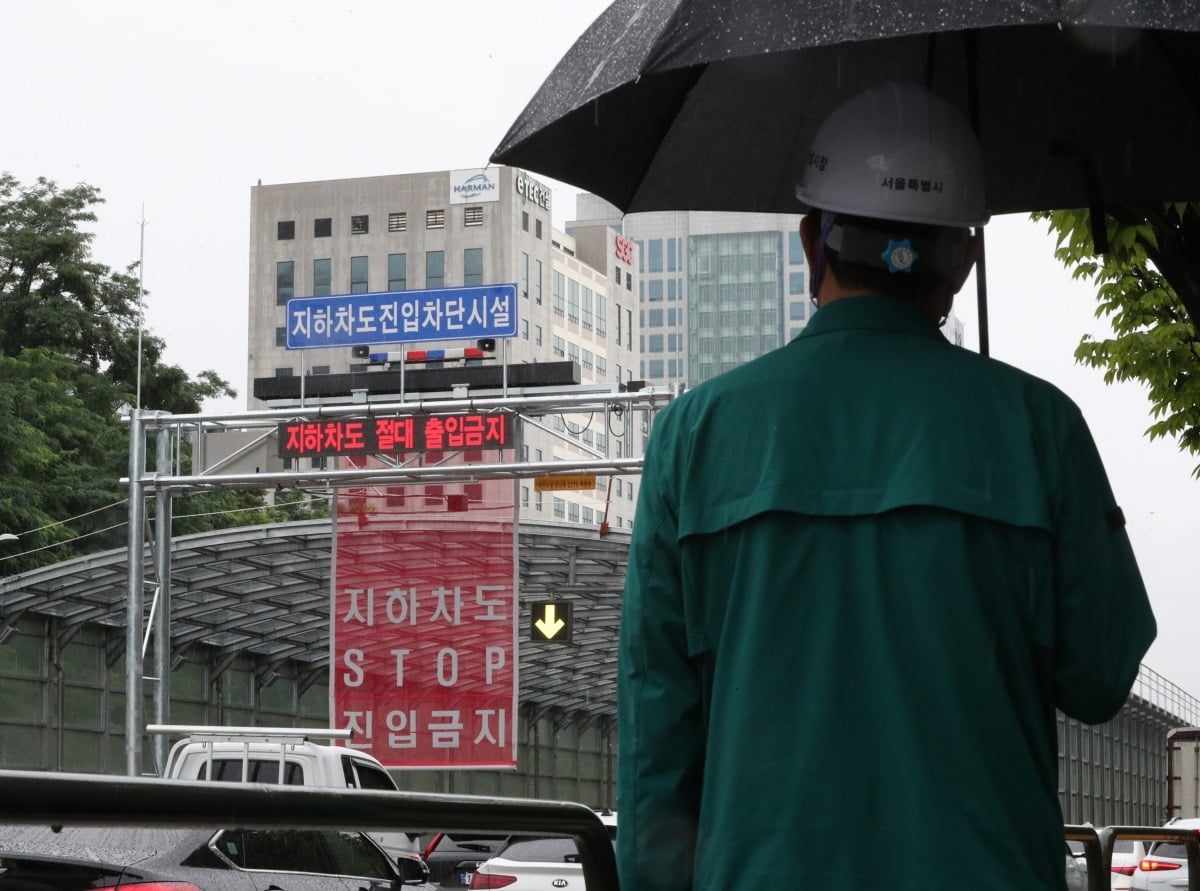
[810,211,839,308]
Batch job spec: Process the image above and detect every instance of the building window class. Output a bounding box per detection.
[596,356,606,377]
[350,256,368,294]
[388,253,407,291]
[568,502,579,523]
[426,251,445,289]
[277,220,295,240]
[275,367,294,377]
[464,248,483,287]
[535,219,543,239]
[789,230,804,263]
[552,336,565,357]
[522,211,529,232]
[568,280,579,323]
[426,209,445,229]
[389,212,407,232]
[464,206,484,227]
[521,252,529,298]
[614,267,621,285]
[534,259,543,304]
[275,261,294,305]
[275,326,287,346]
[521,486,530,508]
[313,258,331,297]
[596,295,607,337]
[581,287,594,330]
[535,324,543,346]
[553,270,565,316]
[521,319,529,341]
[553,497,565,519]
[311,365,330,375]
[789,271,806,295]
[350,214,369,235]
[314,217,332,237]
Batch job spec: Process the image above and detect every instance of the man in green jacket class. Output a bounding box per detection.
[617,81,1156,891]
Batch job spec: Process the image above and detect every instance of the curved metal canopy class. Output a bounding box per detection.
[0,519,629,720]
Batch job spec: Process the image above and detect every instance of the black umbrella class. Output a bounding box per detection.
[490,1,1200,350]
[492,0,1200,218]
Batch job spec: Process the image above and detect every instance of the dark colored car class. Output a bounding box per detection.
[0,825,432,891]
[422,833,529,889]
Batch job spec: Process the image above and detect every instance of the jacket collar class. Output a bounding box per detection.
[798,295,944,341]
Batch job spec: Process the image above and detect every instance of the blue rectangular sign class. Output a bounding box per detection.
[286,283,518,349]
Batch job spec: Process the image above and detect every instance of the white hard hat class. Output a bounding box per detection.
[796,82,989,228]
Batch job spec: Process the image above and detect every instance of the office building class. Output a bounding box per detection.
[246,167,642,530]
[569,195,809,389]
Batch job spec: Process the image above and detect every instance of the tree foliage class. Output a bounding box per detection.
[0,173,325,573]
[1040,204,1200,477]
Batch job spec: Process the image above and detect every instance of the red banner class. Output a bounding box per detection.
[330,453,517,768]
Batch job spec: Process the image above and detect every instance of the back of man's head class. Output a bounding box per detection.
[796,82,988,300]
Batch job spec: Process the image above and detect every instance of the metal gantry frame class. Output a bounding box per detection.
[121,383,678,776]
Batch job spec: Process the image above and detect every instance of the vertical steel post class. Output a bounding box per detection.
[152,428,173,773]
[125,410,146,776]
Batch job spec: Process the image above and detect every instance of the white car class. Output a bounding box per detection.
[1110,837,1147,891]
[1070,834,1146,891]
[1131,817,1200,891]
[469,811,615,891]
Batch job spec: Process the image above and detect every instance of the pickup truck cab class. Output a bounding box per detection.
[149,724,420,862]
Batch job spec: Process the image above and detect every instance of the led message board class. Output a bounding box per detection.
[278,412,514,458]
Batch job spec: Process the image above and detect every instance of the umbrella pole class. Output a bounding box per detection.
[974,226,989,357]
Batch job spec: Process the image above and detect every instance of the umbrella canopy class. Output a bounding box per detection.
[491,0,1200,219]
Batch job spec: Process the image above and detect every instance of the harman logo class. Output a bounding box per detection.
[449,168,501,204]
[453,172,497,200]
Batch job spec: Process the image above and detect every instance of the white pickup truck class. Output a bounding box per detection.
[149,724,421,863]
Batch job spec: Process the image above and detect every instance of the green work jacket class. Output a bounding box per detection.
[617,295,1156,891]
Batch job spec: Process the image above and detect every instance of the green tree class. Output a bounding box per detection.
[0,173,236,412]
[0,348,129,571]
[1040,204,1200,477]
[0,173,316,570]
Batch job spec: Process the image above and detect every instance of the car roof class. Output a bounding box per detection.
[0,825,213,867]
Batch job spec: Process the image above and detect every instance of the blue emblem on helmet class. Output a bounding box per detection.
[881,238,918,273]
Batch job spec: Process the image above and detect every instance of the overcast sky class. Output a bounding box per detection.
[8,1,1199,701]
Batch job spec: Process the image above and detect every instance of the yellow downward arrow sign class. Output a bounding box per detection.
[535,603,566,639]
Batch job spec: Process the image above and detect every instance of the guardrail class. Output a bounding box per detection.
[1067,823,1199,891]
[0,771,1196,891]
[0,769,619,891]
